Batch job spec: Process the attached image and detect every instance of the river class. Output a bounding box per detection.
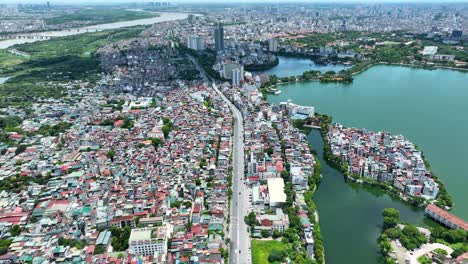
[0,77,12,84]
[251,56,350,77]
[266,63,468,264]
[0,12,189,49]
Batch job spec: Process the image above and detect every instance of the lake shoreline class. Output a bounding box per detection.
[262,61,468,99]
[350,62,468,76]
[267,60,468,263]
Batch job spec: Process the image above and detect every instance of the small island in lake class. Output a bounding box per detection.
[323,123,453,208]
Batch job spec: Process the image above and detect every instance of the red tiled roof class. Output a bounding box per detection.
[193,204,201,214]
[9,134,24,139]
[86,245,95,255]
[456,251,468,262]
[426,204,468,231]
[0,212,28,224]
[114,120,124,126]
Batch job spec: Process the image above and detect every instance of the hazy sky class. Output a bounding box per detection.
[4,0,468,3]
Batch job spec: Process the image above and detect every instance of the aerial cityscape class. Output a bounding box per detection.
[0,1,467,264]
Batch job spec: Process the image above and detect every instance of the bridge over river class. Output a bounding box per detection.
[0,12,188,49]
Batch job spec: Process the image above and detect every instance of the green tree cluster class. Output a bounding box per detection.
[15,144,27,155]
[161,117,173,138]
[94,244,106,255]
[10,225,21,236]
[268,248,288,262]
[0,116,22,130]
[109,226,131,251]
[0,239,12,255]
[0,174,51,192]
[382,208,400,230]
[106,150,115,162]
[199,157,207,168]
[244,212,258,228]
[58,237,87,249]
[261,229,271,238]
[37,122,72,136]
[148,137,163,149]
[430,225,467,244]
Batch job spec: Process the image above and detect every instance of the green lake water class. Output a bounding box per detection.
[252,56,350,77]
[266,63,468,264]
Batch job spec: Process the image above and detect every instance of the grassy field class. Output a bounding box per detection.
[0,50,25,68]
[45,8,159,26]
[251,240,288,264]
[11,25,147,60]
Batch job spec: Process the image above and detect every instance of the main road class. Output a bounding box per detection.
[189,54,251,263]
[211,83,251,264]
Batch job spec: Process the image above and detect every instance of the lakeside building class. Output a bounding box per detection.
[425,205,468,231]
[268,38,279,52]
[280,100,315,120]
[422,46,438,56]
[329,124,440,200]
[429,54,455,62]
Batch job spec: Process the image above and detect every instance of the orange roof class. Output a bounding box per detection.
[426,204,468,231]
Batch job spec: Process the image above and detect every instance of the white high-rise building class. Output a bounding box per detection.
[232,68,242,86]
[187,35,204,51]
[221,62,244,80]
[129,227,167,256]
[268,38,279,52]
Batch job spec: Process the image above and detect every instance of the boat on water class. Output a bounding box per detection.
[265,88,282,95]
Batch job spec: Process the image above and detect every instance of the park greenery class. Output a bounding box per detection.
[0,174,52,193]
[0,25,148,109]
[378,207,468,263]
[178,45,223,80]
[251,240,288,264]
[378,208,426,263]
[37,122,72,136]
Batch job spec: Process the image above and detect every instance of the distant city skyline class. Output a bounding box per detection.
[3,0,468,5]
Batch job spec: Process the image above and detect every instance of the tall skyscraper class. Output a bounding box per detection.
[214,24,225,52]
[452,30,463,38]
[188,14,195,24]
